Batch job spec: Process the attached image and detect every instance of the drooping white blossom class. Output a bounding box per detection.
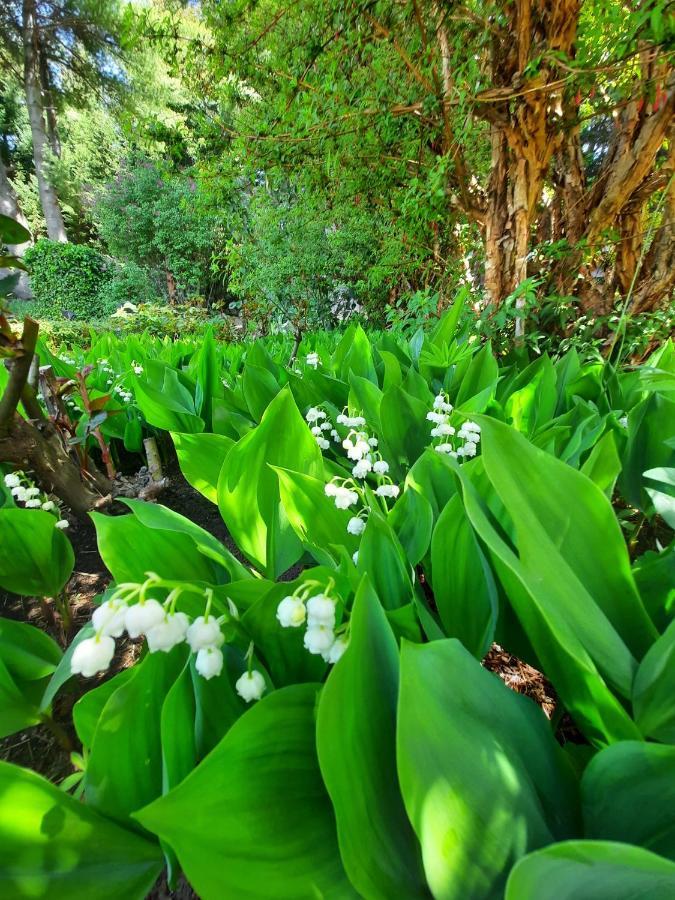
[323,637,348,664]
[195,646,224,680]
[305,407,326,423]
[306,352,320,368]
[373,460,389,475]
[352,458,372,479]
[25,499,42,508]
[304,624,335,655]
[186,615,224,652]
[55,520,70,530]
[3,473,20,488]
[306,594,336,629]
[125,599,166,638]
[92,599,127,638]
[375,484,400,499]
[347,516,366,535]
[71,634,115,677]
[276,595,306,628]
[236,669,266,702]
[146,611,190,652]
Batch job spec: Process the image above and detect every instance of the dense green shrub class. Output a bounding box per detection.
[97,260,158,310]
[24,239,115,319]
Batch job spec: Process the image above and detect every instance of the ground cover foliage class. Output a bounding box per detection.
[1,302,674,899]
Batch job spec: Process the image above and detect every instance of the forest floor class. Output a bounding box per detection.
[0,454,585,898]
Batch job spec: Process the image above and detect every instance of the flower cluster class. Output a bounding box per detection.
[305,406,336,450]
[426,392,481,458]
[306,352,320,368]
[4,472,69,528]
[276,581,348,664]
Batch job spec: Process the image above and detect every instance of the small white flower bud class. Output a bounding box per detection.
[347,516,365,535]
[304,624,335,655]
[55,520,69,529]
[41,500,56,511]
[236,670,266,702]
[276,596,306,628]
[71,634,115,677]
[323,637,349,664]
[195,646,224,680]
[25,499,42,508]
[125,599,166,638]
[146,612,190,652]
[306,595,335,628]
[186,615,224,652]
[92,599,127,638]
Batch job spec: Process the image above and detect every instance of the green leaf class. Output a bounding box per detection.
[73,667,136,749]
[84,647,187,826]
[0,509,74,597]
[632,619,675,742]
[582,741,675,860]
[275,466,358,565]
[172,432,233,503]
[397,640,579,900]
[135,684,355,899]
[476,416,656,681]
[317,577,426,899]
[580,431,622,498]
[243,363,281,422]
[430,494,497,657]
[190,647,248,759]
[357,508,412,610]
[380,386,430,475]
[0,761,162,899]
[505,841,675,900]
[217,388,322,577]
[388,486,434,567]
[0,213,31,244]
[0,618,61,682]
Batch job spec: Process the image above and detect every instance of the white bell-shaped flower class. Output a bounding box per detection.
[92,599,127,638]
[276,595,306,628]
[373,460,389,475]
[352,458,372,479]
[333,486,359,509]
[195,646,224,680]
[323,637,349,664]
[4,473,20,488]
[306,594,335,628]
[71,634,115,677]
[304,624,335,655]
[186,615,224,652]
[236,669,266,702]
[146,611,190,652]
[347,515,366,535]
[375,484,400,499]
[125,599,166,638]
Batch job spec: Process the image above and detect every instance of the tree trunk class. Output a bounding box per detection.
[39,48,61,158]
[22,0,68,242]
[0,154,31,257]
[166,268,177,304]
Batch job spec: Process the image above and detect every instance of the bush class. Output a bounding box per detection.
[24,239,115,319]
[96,261,158,310]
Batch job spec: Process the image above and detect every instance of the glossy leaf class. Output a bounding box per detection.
[135,684,355,899]
[0,509,74,597]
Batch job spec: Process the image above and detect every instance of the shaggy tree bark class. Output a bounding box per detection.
[0,318,110,515]
[0,155,31,257]
[22,0,68,242]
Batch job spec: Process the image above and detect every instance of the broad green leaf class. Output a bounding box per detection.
[476,416,656,677]
[505,841,675,900]
[0,509,74,597]
[458,465,641,745]
[317,577,426,899]
[348,372,383,433]
[217,388,322,577]
[380,385,430,475]
[242,363,281,422]
[0,618,61,682]
[582,741,675,860]
[388,486,434,567]
[430,494,497,657]
[73,667,136,748]
[275,466,358,564]
[191,647,248,759]
[0,761,162,899]
[85,647,187,826]
[357,508,412,610]
[632,619,675,742]
[0,656,42,738]
[135,684,355,900]
[397,640,579,900]
[580,431,622,498]
[172,432,233,503]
